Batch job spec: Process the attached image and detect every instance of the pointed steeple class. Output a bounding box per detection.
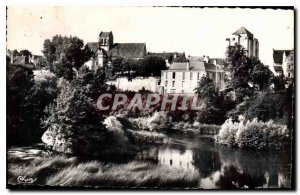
[232,27,253,36]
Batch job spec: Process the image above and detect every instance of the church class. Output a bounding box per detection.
[85,31,147,69]
[226,27,259,59]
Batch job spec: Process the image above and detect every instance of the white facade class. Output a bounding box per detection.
[160,61,225,94]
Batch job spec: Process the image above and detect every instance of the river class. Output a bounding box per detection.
[134,131,292,189]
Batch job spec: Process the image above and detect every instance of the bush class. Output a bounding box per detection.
[130,111,171,131]
[126,130,168,144]
[41,68,109,155]
[216,118,290,150]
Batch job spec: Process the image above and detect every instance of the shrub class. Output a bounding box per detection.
[126,130,168,144]
[216,118,290,150]
[130,111,171,131]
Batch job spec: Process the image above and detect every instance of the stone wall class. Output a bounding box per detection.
[108,76,160,92]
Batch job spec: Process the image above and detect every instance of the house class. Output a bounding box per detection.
[85,31,147,70]
[160,59,225,94]
[148,52,187,67]
[226,27,259,59]
[272,49,294,78]
[7,51,35,70]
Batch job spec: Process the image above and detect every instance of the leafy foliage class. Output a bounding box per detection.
[225,44,273,101]
[216,118,290,150]
[41,67,111,155]
[194,76,218,105]
[42,35,93,80]
[7,66,35,145]
[111,55,167,77]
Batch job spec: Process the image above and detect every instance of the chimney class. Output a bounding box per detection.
[204,56,209,63]
[186,61,190,71]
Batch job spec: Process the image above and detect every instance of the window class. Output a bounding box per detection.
[288,73,291,78]
[289,65,291,69]
[172,81,175,87]
[96,61,98,65]
[100,39,104,44]
[181,90,184,94]
[172,72,176,79]
[182,81,185,87]
[190,72,193,80]
[197,73,200,80]
[165,72,168,79]
[182,72,185,80]
[104,39,107,45]
[170,160,173,166]
[165,81,168,87]
[219,73,222,80]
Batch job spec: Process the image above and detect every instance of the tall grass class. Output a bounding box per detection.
[8,154,200,188]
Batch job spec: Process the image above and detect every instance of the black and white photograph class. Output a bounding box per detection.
[5,6,295,190]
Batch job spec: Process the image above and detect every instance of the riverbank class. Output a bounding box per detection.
[7,145,200,188]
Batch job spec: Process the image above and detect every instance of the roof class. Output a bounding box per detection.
[273,50,292,64]
[148,52,186,62]
[99,31,113,37]
[208,58,226,65]
[108,43,146,59]
[187,56,204,63]
[12,56,26,64]
[232,27,253,36]
[204,63,223,72]
[87,42,99,52]
[274,66,283,72]
[167,62,223,72]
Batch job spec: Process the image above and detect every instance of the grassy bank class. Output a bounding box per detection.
[8,148,200,188]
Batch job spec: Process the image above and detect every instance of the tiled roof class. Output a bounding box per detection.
[108,43,146,59]
[87,42,99,53]
[168,62,223,72]
[187,56,204,63]
[99,31,113,37]
[148,52,186,62]
[204,63,223,72]
[232,27,253,36]
[273,50,292,64]
[274,66,283,72]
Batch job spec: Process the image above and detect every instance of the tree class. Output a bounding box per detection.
[7,67,58,145]
[19,49,32,57]
[139,56,167,76]
[194,76,218,105]
[272,75,286,91]
[226,44,255,101]
[7,65,35,145]
[42,35,93,80]
[41,67,110,155]
[248,57,272,90]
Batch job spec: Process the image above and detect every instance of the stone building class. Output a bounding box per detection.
[85,31,147,70]
[148,52,187,67]
[226,27,259,59]
[272,49,294,78]
[160,59,225,94]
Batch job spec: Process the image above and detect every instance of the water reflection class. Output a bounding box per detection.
[158,147,195,170]
[135,132,292,189]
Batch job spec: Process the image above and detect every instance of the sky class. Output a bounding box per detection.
[7,6,294,65]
